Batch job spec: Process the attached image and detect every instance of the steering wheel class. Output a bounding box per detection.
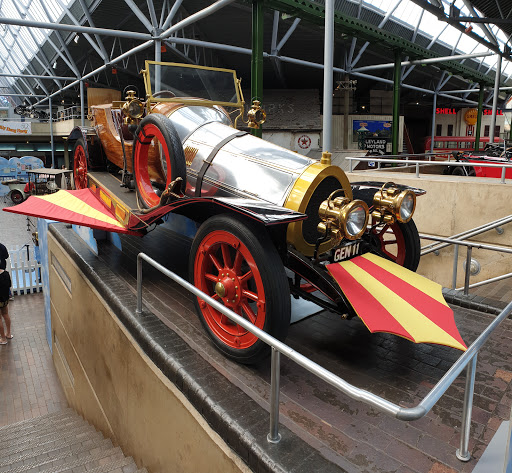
[152,90,176,99]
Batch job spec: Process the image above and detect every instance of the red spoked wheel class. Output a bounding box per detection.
[132,113,186,208]
[370,218,420,271]
[73,138,88,189]
[190,215,291,364]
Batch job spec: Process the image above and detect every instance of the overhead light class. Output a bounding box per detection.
[52,61,57,69]
[74,34,79,44]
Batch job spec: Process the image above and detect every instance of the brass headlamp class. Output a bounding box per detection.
[121,90,144,124]
[372,182,416,224]
[318,190,369,241]
[247,100,266,129]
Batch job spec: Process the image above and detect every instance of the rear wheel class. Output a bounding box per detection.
[370,219,420,271]
[132,113,186,209]
[72,138,88,189]
[190,215,290,364]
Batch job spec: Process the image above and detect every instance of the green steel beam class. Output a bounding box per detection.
[251,0,264,138]
[474,84,484,152]
[262,0,495,86]
[392,50,401,155]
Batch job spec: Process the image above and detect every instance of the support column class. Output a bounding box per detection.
[49,96,55,168]
[251,0,264,138]
[392,50,401,155]
[155,36,162,93]
[474,84,484,151]
[322,0,334,155]
[489,54,502,144]
[80,79,85,127]
[429,92,437,154]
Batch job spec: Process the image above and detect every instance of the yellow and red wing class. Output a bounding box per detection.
[327,253,466,351]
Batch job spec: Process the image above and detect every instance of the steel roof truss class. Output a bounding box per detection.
[54,0,107,62]
[351,0,403,68]
[76,0,109,61]
[123,0,153,32]
[161,0,183,30]
[38,0,79,77]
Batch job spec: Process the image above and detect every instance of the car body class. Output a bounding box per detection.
[61,62,439,362]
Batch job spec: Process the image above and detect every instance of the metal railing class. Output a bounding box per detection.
[420,234,512,295]
[135,252,512,462]
[421,215,512,293]
[347,156,512,183]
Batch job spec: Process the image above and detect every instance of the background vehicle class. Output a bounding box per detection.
[27,62,450,363]
[424,136,502,159]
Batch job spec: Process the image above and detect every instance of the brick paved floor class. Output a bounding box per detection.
[0,292,68,427]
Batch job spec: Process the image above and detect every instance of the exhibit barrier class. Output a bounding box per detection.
[135,251,512,462]
[8,244,42,295]
[346,156,512,183]
[421,216,512,293]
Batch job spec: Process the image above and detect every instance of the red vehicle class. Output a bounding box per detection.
[424,136,501,159]
[447,144,512,178]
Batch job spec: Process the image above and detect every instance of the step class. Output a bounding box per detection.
[0,417,96,455]
[0,430,107,469]
[0,409,74,440]
[56,454,138,473]
[0,413,86,446]
[4,445,124,473]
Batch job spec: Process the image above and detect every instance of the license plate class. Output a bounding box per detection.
[332,242,361,262]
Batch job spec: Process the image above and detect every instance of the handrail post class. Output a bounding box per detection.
[502,166,506,184]
[464,246,473,296]
[456,354,478,461]
[136,254,143,315]
[349,158,353,172]
[415,162,419,178]
[267,347,282,443]
[452,243,459,290]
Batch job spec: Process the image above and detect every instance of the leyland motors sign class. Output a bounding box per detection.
[0,121,31,135]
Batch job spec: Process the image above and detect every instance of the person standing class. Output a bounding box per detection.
[0,267,12,344]
[0,243,8,270]
[0,243,12,301]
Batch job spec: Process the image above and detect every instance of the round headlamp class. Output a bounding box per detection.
[125,99,144,119]
[340,200,369,239]
[372,183,416,224]
[398,191,415,222]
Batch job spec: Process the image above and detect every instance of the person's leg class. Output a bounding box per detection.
[0,304,6,344]
[2,305,11,339]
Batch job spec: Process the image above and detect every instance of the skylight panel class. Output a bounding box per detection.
[0,0,73,85]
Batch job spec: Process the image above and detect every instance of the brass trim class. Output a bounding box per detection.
[142,60,244,112]
[283,163,353,257]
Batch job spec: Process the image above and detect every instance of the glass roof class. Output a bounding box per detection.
[0,0,73,92]
[363,0,511,77]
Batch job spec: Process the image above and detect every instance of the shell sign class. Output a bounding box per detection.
[465,108,478,125]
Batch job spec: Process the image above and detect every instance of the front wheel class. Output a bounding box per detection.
[369,219,420,271]
[190,215,291,364]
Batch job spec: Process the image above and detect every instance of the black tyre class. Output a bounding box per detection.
[370,218,421,271]
[72,138,88,189]
[190,215,291,364]
[132,113,186,209]
[10,190,24,205]
[452,166,466,176]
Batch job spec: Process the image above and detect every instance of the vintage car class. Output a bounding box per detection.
[7,62,468,363]
[446,146,512,178]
